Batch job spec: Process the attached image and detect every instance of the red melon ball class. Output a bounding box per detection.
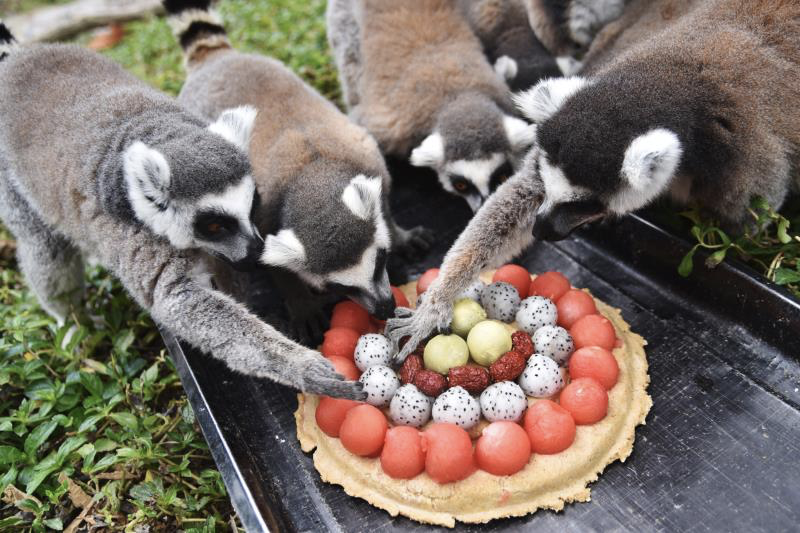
[568,347,619,390]
[475,421,532,476]
[556,289,597,329]
[570,314,617,351]
[492,264,531,299]
[330,301,372,334]
[321,327,361,360]
[523,400,576,454]
[381,426,426,479]
[392,286,410,308]
[326,355,361,381]
[416,268,440,295]
[559,378,608,425]
[422,423,475,483]
[529,271,571,301]
[315,397,361,438]
[339,404,388,456]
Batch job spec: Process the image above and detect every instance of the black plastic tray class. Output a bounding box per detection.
[162,172,800,533]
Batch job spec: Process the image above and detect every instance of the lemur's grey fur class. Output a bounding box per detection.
[327,0,537,214]
[387,149,545,362]
[457,0,562,92]
[524,0,626,57]
[0,36,363,400]
[164,0,433,342]
[388,0,799,353]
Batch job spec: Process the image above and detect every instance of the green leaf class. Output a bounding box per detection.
[77,414,104,434]
[25,466,56,495]
[705,248,728,268]
[678,246,698,277]
[24,420,58,458]
[113,329,136,355]
[777,218,791,244]
[79,372,104,398]
[0,446,25,465]
[110,412,138,431]
[0,517,25,528]
[0,464,18,488]
[0,420,12,432]
[774,267,800,285]
[43,517,63,530]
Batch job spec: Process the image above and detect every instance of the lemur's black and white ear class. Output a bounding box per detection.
[260,229,307,270]
[621,128,682,192]
[513,76,589,123]
[123,141,172,209]
[342,175,382,221]
[410,133,445,168]
[503,115,537,152]
[208,105,258,151]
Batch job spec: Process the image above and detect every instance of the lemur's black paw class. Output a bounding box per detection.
[287,301,330,347]
[393,225,435,260]
[303,357,366,400]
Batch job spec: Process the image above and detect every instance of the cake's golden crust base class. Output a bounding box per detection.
[295,272,652,527]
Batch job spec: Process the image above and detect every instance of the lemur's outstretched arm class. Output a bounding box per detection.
[385,150,544,363]
[105,229,364,400]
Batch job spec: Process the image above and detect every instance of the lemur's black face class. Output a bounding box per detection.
[325,247,396,319]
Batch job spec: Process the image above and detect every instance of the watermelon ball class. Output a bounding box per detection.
[330,301,372,334]
[423,334,470,374]
[467,320,513,366]
[315,397,361,438]
[570,314,617,351]
[321,327,360,360]
[339,404,388,456]
[523,400,576,454]
[381,426,426,479]
[475,421,532,476]
[492,264,531,299]
[450,298,487,337]
[326,355,361,381]
[529,271,570,301]
[392,286,410,308]
[417,268,440,295]
[568,346,619,390]
[556,289,597,329]
[422,423,475,483]
[559,378,608,425]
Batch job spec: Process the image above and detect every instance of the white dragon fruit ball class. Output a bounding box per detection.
[354,333,392,371]
[480,381,528,422]
[431,386,481,429]
[459,279,486,302]
[516,296,558,335]
[518,354,565,398]
[359,365,401,407]
[532,325,574,366]
[390,384,432,428]
[480,281,521,322]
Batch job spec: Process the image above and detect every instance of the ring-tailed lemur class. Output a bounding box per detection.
[387,0,800,358]
[457,0,564,91]
[163,0,433,342]
[327,0,537,214]
[0,29,363,400]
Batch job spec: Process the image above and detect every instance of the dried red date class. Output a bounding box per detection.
[490,350,527,382]
[413,369,448,397]
[398,354,423,384]
[448,366,491,394]
[511,331,535,358]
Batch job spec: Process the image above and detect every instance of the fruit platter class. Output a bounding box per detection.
[295,265,652,527]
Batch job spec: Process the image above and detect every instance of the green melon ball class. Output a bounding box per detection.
[423,334,470,375]
[467,320,513,366]
[450,298,488,337]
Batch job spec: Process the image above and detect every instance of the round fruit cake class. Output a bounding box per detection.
[295,267,651,527]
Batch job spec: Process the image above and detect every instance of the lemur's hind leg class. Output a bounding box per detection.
[0,173,83,324]
[326,0,364,110]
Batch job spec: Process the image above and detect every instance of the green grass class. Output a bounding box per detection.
[0,1,334,530]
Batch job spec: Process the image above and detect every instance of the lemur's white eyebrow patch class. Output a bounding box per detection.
[445,153,505,197]
[198,175,255,218]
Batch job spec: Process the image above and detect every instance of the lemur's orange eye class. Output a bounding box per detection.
[497,175,508,184]
[207,222,222,234]
[454,182,468,192]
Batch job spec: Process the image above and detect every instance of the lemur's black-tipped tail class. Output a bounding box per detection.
[0,20,18,62]
[162,0,229,66]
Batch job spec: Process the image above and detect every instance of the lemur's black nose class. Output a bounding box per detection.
[532,214,571,241]
[373,297,397,320]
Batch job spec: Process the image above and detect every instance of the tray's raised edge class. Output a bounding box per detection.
[159,327,271,533]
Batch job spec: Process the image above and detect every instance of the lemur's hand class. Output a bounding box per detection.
[392,225,436,260]
[301,354,366,400]
[385,298,453,365]
[285,297,329,346]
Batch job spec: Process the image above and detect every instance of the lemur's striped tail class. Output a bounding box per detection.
[162,0,230,66]
[0,20,18,62]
